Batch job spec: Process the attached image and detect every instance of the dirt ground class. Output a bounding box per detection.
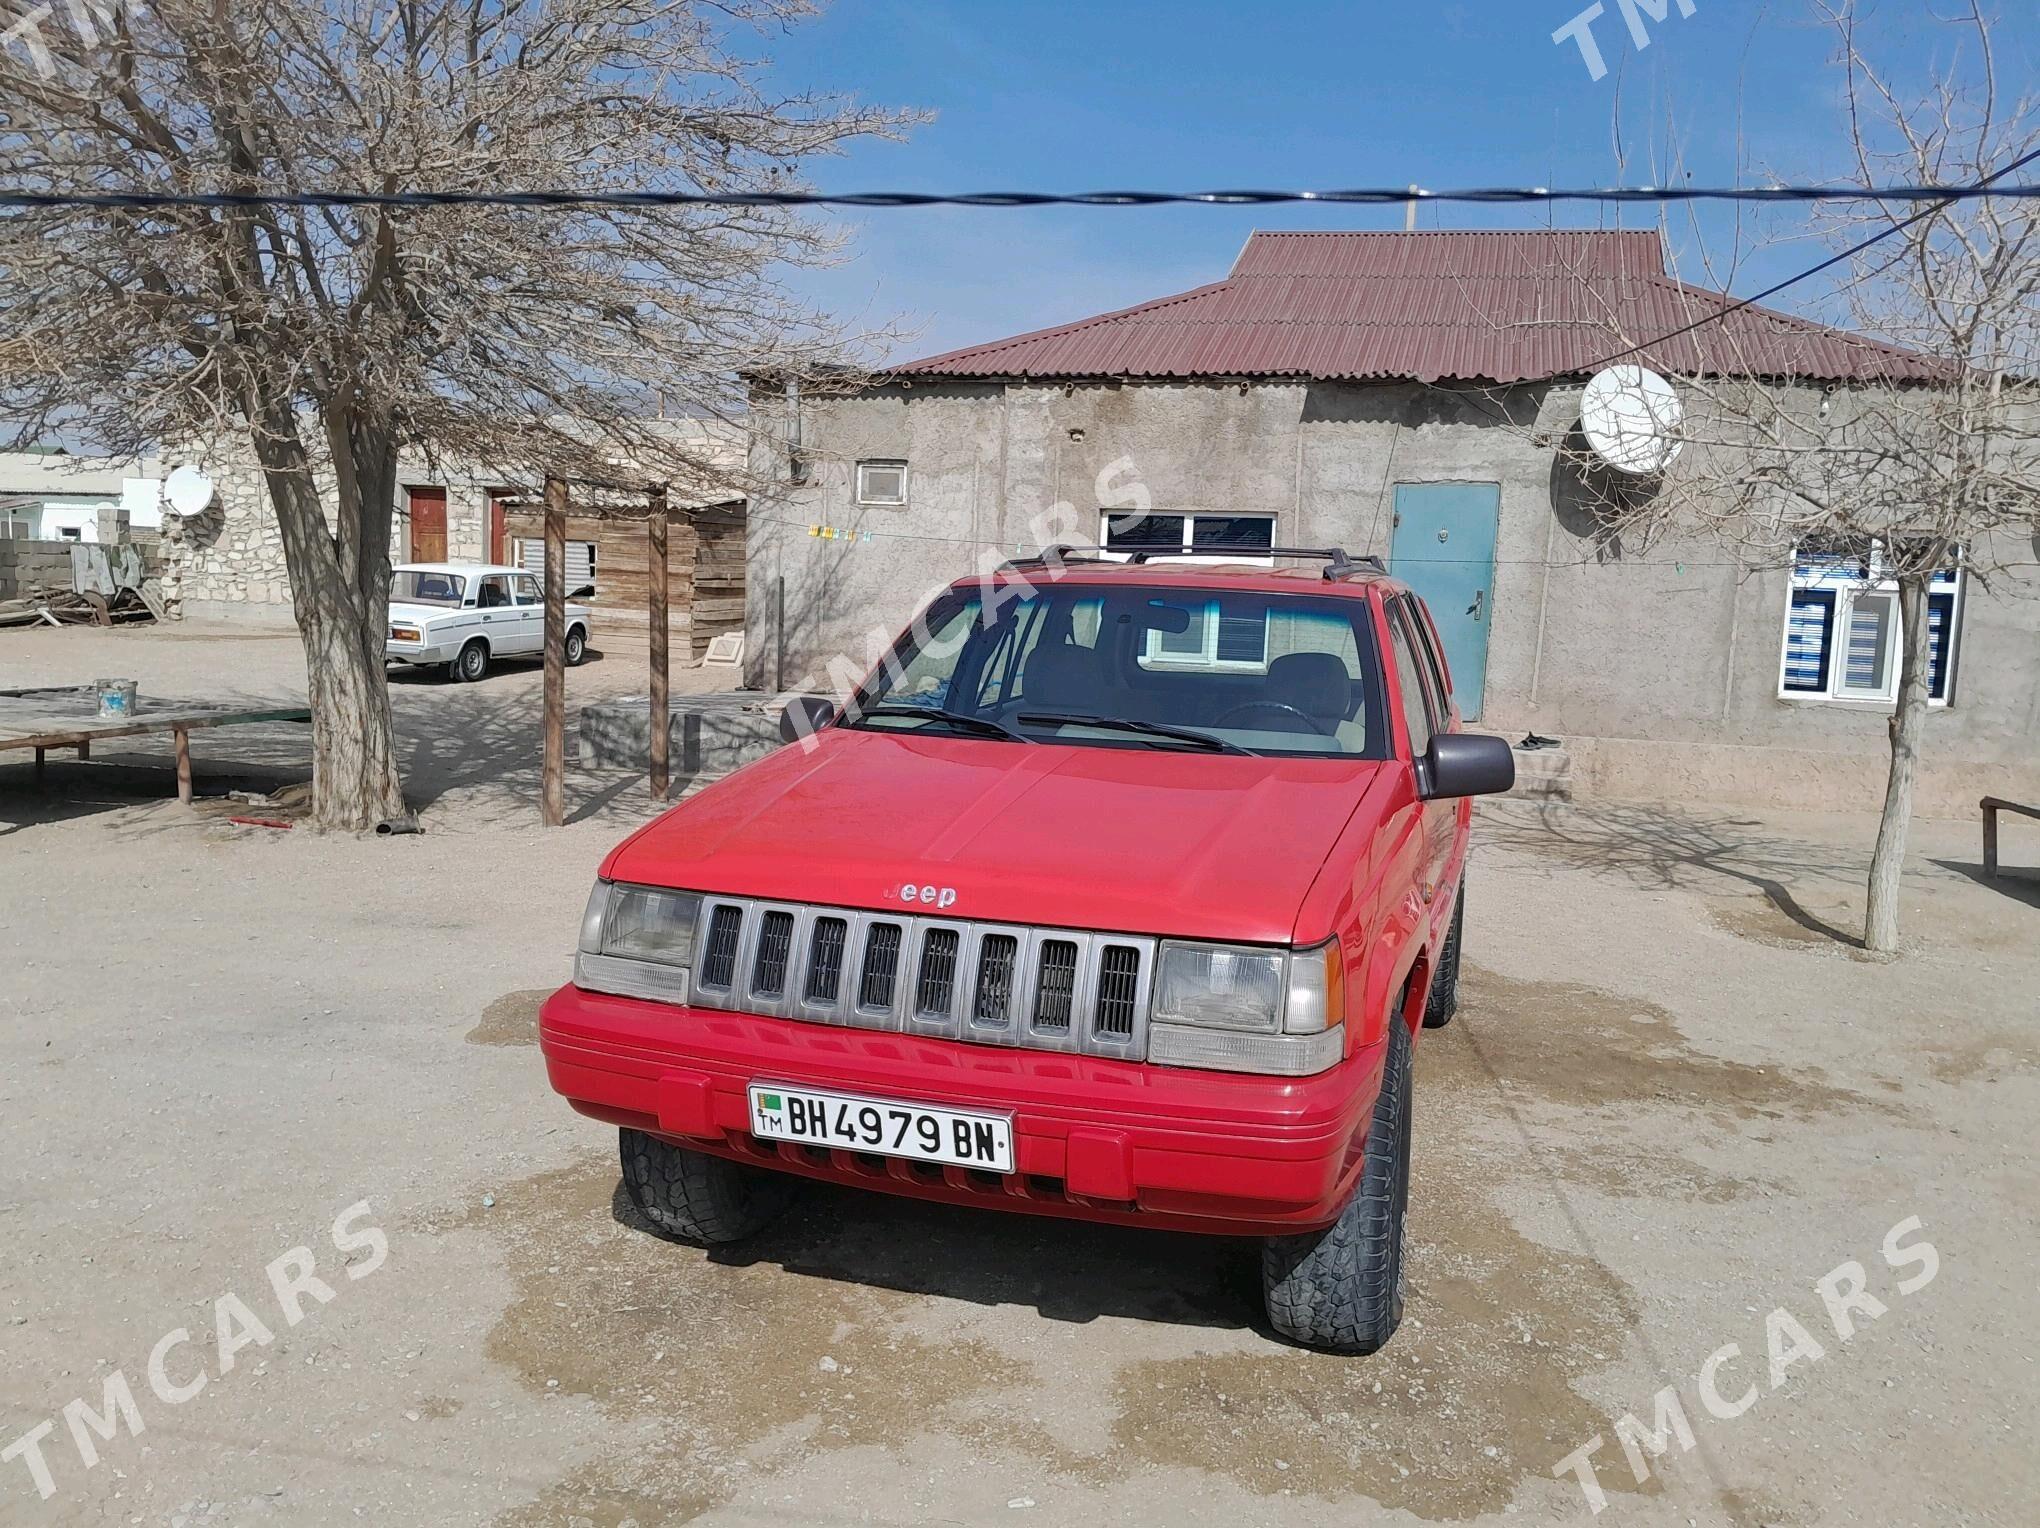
[2,625,2036,1528]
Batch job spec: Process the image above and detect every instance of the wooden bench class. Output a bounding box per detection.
[2,685,310,804]
[1981,796,2040,879]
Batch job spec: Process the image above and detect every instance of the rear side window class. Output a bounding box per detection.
[1386,603,1436,758]
[1409,600,1453,713]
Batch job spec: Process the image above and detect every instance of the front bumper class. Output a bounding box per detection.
[540,985,1383,1235]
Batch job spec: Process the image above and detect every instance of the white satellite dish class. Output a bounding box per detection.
[1580,365,1685,477]
[163,464,215,516]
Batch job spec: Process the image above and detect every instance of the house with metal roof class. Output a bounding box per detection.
[744,230,2038,812]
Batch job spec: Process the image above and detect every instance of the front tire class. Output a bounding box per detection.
[1422,875,1465,1029]
[564,625,588,666]
[1262,1015,1412,1355]
[619,1128,796,1245]
[450,639,489,683]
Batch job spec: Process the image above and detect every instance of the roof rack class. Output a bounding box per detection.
[997,544,1385,582]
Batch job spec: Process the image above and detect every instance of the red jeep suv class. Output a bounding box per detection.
[539,547,1513,1354]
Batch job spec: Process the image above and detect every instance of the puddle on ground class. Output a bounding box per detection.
[461,1162,1048,1526]
[1923,1032,2040,1085]
[1430,965,1888,1125]
[463,965,1888,1524]
[467,990,549,1047]
[1710,897,1863,951]
[460,1145,1649,1519]
[1104,1147,1647,1520]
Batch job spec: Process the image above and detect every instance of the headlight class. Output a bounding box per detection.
[574,881,703,1005]
[1153,944,1286,1032]
[1147,938,1345,1075]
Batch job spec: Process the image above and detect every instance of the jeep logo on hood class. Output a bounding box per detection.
[897,883,958,910]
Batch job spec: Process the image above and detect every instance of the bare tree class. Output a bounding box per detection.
[1670,4,2038,953]
[0,0,915,828]
[1483,3,2038,955]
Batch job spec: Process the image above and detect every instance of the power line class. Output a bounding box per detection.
[2,182,2040,214]
[1578,143,2040,373]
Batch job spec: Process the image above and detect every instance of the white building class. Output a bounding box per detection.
[0,451,163,542]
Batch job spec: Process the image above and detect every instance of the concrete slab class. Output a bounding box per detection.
[1507,743,1573,801]
[581,689,785,783]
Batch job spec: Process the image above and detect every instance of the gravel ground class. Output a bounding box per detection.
[2,625,2035,1528]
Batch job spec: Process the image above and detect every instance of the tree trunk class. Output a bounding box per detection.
[298,594,408,831]
[1864,573,1934,954]
[254,414,408,832]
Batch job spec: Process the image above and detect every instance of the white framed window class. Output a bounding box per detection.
[1099,511,1276,563]
[1138,596,1272,673]
[855,459,908,507]
[1778,543,1962,707]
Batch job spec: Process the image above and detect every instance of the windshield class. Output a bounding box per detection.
[846,580,1389,759]
[392,570,466,607]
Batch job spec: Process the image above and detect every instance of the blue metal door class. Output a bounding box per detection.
[1389,484,1500,718]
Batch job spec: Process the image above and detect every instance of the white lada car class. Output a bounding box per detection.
[385,562,592,682]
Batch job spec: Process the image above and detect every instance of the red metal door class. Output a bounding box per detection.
[487,492,511,563]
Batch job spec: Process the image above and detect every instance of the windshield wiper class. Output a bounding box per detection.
[853,704,1026,742]
[1017,713,1253,756]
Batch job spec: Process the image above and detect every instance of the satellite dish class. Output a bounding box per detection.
[1580,366,1685,477]
[164,464,215,516]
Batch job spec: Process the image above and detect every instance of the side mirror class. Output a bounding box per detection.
[778,693,838,745]
[1420,732,1516,800]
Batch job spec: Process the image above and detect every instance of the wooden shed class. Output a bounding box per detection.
[502,496,744,662]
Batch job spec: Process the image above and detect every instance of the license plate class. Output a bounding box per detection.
[747,1083,1014,1173]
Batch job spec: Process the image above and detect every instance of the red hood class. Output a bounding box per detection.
[603,729,1388,944]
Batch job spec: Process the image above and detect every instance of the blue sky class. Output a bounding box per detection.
[759,1,2038,361]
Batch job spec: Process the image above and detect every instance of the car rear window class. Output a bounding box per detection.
[393,571,465,606]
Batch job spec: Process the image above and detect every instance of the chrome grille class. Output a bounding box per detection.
[700,904,743,990]
[753,911,794,996]
[916,928,961,1018]
[686,896,1156,1059]
[805,918,847,1003]
[973,934,1018,1027]
[859,922,904,1010]
[1096,944,1141,1037]
[1033,941,1078,1031]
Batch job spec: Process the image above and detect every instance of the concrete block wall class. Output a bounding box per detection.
[745,376,2040,812]
[0,539,83,600]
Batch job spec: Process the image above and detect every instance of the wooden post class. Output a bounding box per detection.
[542,474,567,828]
[174,727,191,804]
[648,487,670,801]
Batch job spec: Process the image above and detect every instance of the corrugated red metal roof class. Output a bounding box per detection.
[895,230,1943,385]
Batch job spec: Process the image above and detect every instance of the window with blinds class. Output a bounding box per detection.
[1779,545,1961,707]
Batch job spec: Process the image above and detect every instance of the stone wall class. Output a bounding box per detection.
[157,420,741,624]
[159,444,492,623]
[160,453,294,616]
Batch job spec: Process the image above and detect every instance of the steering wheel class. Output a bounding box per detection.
[1214,700,1331,735]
